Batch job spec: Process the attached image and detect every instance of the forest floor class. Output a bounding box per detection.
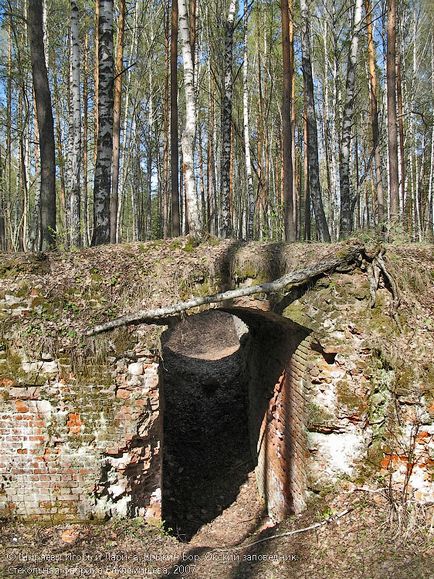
[0,485,433,578]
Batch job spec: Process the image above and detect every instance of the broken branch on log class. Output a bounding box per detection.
[86,242,366,336]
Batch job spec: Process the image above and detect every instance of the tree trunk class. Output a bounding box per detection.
[28,0,56,250]
[68,0,81,248]
[94,0,100,165]
[280,0,295,242]
[220,0,237,238]
[170,0,180,236]
[339,0,363,238]
[396,40,405,227]
[365,0,384,225]
[162,4,170,238]
[289,0,297,237]
[300,0,331,242]
[386,0,399,222]
[83,32,90,246]
[428,36,434,239]
[110,0,125,243]
[243,3,254,240]
[178,0,201,235]
[303,91,311,241]
[93,0,114,245]
[0,146,5,251]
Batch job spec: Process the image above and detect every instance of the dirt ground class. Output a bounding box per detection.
[1,486,432,579]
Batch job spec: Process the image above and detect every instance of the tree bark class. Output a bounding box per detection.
[162,3,170,238]
[303,91,311,241]
[68,0,82,248]
[110,0,126,243]
[243,3,254,240]
[170,0,180,236]
[83,32,90,246]
[220,0,237,238]
[178,0,201,235]
[281,0,295,242]
[365,0,384,225]
[300,0,331,242]
[339,0,363,238]
[386,0,399,222]
[28,0,56,251]
[93,0,114,245]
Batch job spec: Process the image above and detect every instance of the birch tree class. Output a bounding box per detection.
[243,2,254,239]
[386,0,399,223]
[281,0,295,242]
[68,0,81,247]
[365,0,384,225]
[220,0,237,238]
[93,0,114,245]
[170,0,180,236]
[300,0,331,242]
[178,0,201,235]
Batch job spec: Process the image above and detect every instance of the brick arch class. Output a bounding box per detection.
[220,306,311,519]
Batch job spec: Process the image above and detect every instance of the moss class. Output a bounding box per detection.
[306,401,335,428]
[282,300,314,328]
[111,328,137,357]
[336,380,367,414]
[232,262,268,284]
[0,346,46,386]
[15,283,30,298]
[182,237,200,253]
[395,367,416,396]
[169,239,182,250]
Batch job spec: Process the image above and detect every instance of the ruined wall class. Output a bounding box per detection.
[228,307,310,520]
[282,271,434,505]
[1,241,433,522]
[0,341,161,521]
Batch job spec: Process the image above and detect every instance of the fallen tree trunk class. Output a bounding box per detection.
[86,241,368,336]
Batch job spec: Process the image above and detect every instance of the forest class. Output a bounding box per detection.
[0,0,433,251]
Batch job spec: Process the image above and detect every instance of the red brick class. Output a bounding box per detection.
[66,413,82,435]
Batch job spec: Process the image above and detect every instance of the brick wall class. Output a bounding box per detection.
[0,353,161,520]
[227,307,311,522]
[1,308,312,523]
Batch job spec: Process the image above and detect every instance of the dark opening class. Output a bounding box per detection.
[161,310,257,540]
[160,307,310,541]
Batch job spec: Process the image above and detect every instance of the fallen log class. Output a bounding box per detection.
[86,241,367,336]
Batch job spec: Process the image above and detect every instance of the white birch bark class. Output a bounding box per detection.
[68,0,81,247]
[220,0,237,238]
[93,0,114,245]
[429,36,434,238]
[116,0,139,242]
[300,0,331,242]
[243,2,254,240]
[178,0,201,235]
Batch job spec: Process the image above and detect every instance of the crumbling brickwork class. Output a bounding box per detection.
[0,352,161,520]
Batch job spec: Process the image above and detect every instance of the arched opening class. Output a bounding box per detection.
[160,308,310,541]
